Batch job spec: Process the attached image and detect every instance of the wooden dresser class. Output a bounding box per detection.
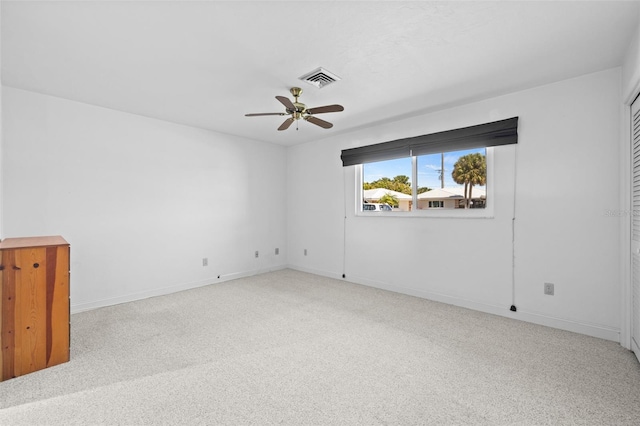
[0,236,70,381]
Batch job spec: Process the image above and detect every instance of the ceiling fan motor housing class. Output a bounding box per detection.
[293,102,306,118]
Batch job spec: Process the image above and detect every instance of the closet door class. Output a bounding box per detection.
[631,95,640,361]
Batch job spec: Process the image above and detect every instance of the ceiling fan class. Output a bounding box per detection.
[245,87,344,131]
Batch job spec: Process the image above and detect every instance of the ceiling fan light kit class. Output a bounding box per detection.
[245,86,344,131]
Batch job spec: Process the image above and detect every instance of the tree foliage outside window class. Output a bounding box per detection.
[362,175,431,195]
[363,175,412,195]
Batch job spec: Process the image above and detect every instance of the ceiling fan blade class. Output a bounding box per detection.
[305,116,333,129]
[245,113,285,117]
[278,117,295,131]
[306,104,344,115]
[276,95,296,111]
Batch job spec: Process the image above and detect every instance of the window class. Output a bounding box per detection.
[361,147,487,213]
[417,148,486,210]
[362,157,412,212]
[344,117,517,217]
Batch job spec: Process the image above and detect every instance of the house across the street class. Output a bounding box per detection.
[364,187,486,210]
[417,187,486,209]
[363,188,412,211]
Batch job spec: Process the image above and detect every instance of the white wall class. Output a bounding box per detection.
[2,87,287,312]
[0,5,3,239]
[622,7,640,103]
[287,68,622,341]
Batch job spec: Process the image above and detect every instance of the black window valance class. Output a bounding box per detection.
[340,117,518,167]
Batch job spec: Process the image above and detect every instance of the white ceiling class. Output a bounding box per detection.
[2,1,639,146]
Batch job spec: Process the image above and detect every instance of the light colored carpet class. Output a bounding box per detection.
[1,269,640,425]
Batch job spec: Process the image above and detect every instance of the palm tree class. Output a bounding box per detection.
[378,193,398,208]
[451,153,486,208]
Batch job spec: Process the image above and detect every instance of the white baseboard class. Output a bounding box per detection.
[286,264,345,281]
[70,265,287,314]
[287,265,621,342]
[505,309,620,342]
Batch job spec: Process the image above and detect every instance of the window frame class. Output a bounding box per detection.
[356,147,495,218]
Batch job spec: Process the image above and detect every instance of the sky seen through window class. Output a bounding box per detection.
[363,148,486,190]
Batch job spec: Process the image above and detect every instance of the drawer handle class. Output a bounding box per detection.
[33,263,40,269]
[0,265,4,271]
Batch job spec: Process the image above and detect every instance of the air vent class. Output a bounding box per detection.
[299,67,341,89]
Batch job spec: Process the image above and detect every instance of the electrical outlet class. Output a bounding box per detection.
[304,249,307,256]
[275,248,279,255]
[255,251,259,258]
[544,282,554,296]
[202,258,208,267]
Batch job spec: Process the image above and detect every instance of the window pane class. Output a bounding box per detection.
[416,148,486,210]
[362,157,412,212]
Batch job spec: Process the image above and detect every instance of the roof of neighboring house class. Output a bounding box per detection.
[363,188,412,200]
[417,187,486,199]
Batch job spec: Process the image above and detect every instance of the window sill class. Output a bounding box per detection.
[356,208,495,219]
